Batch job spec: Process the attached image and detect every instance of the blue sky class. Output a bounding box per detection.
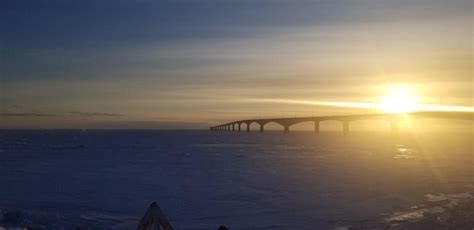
[1,0,472,128]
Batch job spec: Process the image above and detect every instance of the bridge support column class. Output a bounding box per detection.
[283,125,290,134]
[343,120,350,135]
[259,124,264,133]
[232,124,235,131]
[246,123,250,132]
[238,123,241,132]
[314,121,320,134]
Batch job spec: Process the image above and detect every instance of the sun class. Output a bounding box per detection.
[381,86,418,113]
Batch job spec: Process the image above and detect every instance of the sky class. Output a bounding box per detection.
[1,0,472,129]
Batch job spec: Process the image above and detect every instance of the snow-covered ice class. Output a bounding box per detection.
[0,130,472,229]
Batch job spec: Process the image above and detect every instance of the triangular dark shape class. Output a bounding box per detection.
[137,202,174,230]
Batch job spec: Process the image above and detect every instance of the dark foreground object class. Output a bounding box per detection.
[136,202,230,230]
[137,202,173,230]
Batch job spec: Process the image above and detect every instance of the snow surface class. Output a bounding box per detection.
[0,130,472,229]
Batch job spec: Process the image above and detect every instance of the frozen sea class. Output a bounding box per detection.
[0,130,473,229]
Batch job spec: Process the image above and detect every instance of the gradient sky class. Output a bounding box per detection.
[1,0,472,129]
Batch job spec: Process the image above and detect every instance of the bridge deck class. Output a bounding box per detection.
[210,111,473,133]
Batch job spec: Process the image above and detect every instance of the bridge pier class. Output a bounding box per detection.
[283,125,290,134]
[259,124,264,133]
[314,121,319,133]
[232,124,235,131]
[238,123,241,132]
[246,123,250,132]
[343,120,350,135]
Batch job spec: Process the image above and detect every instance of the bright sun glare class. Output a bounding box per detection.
[381,86,418,113]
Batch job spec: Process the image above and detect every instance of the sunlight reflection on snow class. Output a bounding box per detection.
[393,144,418,159]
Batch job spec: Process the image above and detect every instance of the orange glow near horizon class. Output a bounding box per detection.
[247,83,473,115]
[251,98,473,114]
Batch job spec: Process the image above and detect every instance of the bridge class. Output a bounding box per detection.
[210,111,473,134]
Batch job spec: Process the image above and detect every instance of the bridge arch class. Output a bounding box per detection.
[235,122,243,132]
[318,119,349,134]
[245,121,261,132]
[261,121,286,133]
[286,120,316,132]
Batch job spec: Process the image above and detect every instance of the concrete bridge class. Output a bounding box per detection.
[210,111,473,134]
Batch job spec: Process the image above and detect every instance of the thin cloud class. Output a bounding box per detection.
[0,113,57,117]
[67,112,124,117]
[1,112,124,117]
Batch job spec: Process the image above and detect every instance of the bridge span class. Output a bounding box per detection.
[210,111,473,134]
